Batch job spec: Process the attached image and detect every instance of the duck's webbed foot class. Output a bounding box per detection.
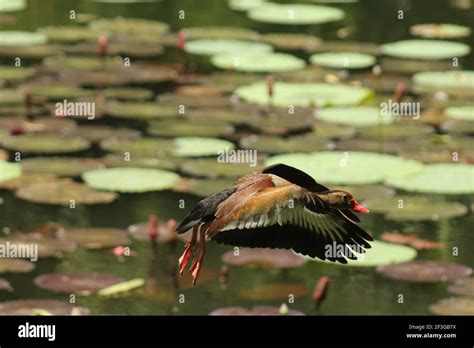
[189,226,206,285]
[178,225,198,275]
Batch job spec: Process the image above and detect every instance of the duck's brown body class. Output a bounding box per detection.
[177,163,373,283]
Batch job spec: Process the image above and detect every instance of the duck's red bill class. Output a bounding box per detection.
[352,201,369,214]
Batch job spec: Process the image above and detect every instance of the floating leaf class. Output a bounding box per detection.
[336,138,400,154]
[0,116,76,135]
[310,52,376,69]
[380,57,453,74]
[334,184,395,201]
[210,306,304,316]
[381,232,445,250]
[105,102,177,120]
[102,154,180,171]
[82,167,180,192]
[0,44,63,59]
[444,106,474,122]
[235,81,372,108]
[430,297,474,315]
[100,137,175,157]
[385,163,474,194]
[310,40,381,55]
[381,39,470,60]
[158,93,232,109]
[185,39,272,56]
[228,0,267,11]
[313,122,356,140]
[448,278,474,297]
[240,134,333,154]
[71,125,141,143]
[186,109,253,125]
[38,25,99,43]
[43,55,123,71]
[0,31,47,46]
[128,221,180,242]
[0,160,21,183]
[98,278,145,297]
[0,259,35,273]
[413,70,474,97]
[16,178,117,205]
[62,227,130,249]
[28,84,95,100]
[171,137,235,157]
[265,151,424,185]
[0,66,34,82]
[249,113,314,135]
[260,33,321,51]
[0,300,90,315]
[315,106,393,127]
[0,89,22,105]
[0,278,12,291]
[222,248,307,269]
[21,157,104,177]
[240,283,308,300]
[212,52,306,73]
[1,135,90,154]
[183,26,260,41]
[89,17,169,36]
[174,177,235,197]
[357,123,434,139]
[67,40,164,58]
[410,23,471,39]
[34,273,125,295]
[148,119,233,137]
[0,0,26,12]
[180,158,252,178]
[103,87,153,101]
[247,3,344,25]
[377,261,472,282]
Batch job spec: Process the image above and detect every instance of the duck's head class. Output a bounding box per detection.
[324,190,369,214]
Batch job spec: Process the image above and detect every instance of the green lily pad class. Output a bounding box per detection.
[222,248,307,268]
[310,40,381,55]
[29,84,95,101]
[0,31,47,46]
[57,69,130,87]
[309,240,417,267]
[100,137,175,157]
[441,120,474,138]
[0,173,57,191]
[34,273,125,295]
[158,93,233,109]
[200,72,262,92]
[228,0,267,11]
[16,178,118,205]
[448,278,474,297]
[312,122,356,140]
[357,123,434,139]
[1,135,90,154]
[377,261,472,282]
[102,154,180,171]
[0,66,34,82]
[0,117,76,135]
[444,106,474,121]
[310,52,376,69]
[103,87,153,101]
[336,138,401,154]
[211,52,306,73]
[235,81,372,108]
[0,160,21,182]
[62,227,130,249]
[71,125,141,143]
[210,305,304,316]
[43,55,123,71]
[20,157,104,177]
[38,26,99,43]
[105,102,177,120]
[179,158,252,178]
[174,177,235,197]
[315,106,393,127]
[240,283,308,300]
[410,24,471,39]
[0,89,22,105]
[265,151,424,185]
[0,300,90,315]
[398,147,474,164]
[171,137,235,157]
[0,259,34,273]
[430,297,474,315]
[381,40,470,60]
[364,195,467,221]
[82,167,180,192]
[0,0,26,12]
[260,33,321,51]
[0,44,64,59]
[183,26,260,41]
[380,57,454,74]
[67,40,164,58]
[89,17,168,36]
[186,109,254,125]
[184,39,272,56]
[240,134,333,154]
[385,163,474,194]
[148,119,233,137]
[334,184,395,201]
[247,3,345,25]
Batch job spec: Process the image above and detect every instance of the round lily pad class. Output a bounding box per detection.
[158,93,232,109]
[381,40,470,60]
[102,154,180,171]
[265,151,424,185]
[0,66,34,82]
[380,57,454,74]
[240,283,308,300]
[0,44,63,59]
[174,177,235,197]
[179,158,252,178]
[240,134,333,154]
[29,84,95,100]
[0,278,12,291]
[186,109,253,125]
[71,125,141,143]
[380,232,445,250]
[410,24,471,39]
[430,297,474,315]
[0,89,22,105]
[211,52,306,73]
[67,40,164,58]
[235,81,372,108]
[313,122,356,140]
[171,137,235,157]
[247,3,345,25]
[62,227,130,249]
[249,112,315,135]
[1,135,90,154]
[82,167,180,192]
[260,33,321,51]
[0,117,76,135]
[364,195,467,221]
[0,31,47,46]
[222,248,307,268]
[0,259,34,273]
[128,221,177,243]
[100,137,175,157]
[20,157,104,177]
[184,39,272,56]
[103,87,153,101]
[334,184,395,201]
[148,119,233,137]
[16,178,118,205]
[377,261,472,283]
[413,70,474,97]
[105,102,177,120]
[43,55,123,71]
[89,17,169,36]
[385,163,474,194]
[310,52,376,69]
[228,0,267,11]
[448,278,474,297]
[310,40,381,55]
[0,160,21,183]
[0,173,56,191]
[0,300,90,315]
[183,26,260,41]
[315,106,393,127]
[0,0,26,12]
[38,26,99,43]
[34,273,125,295]
[210,305,304,316]
[357,123,434,139]
[444,106,474,122]
[309,240,417,267]
[336,138,400,154]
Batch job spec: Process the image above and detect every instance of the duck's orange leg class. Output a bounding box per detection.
[178,225,198,275]
[189,226,206,285]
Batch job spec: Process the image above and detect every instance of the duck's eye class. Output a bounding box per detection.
[342,194,348,203]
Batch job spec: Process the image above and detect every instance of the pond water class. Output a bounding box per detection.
[0,0,473,315]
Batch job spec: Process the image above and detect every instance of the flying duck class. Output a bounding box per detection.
[176,163,372,284]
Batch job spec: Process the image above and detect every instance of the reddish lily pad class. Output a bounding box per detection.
[377,261,472,283]
[0,117,76,135]
[0,300,90,315]
[430,297,474,315]
[0,259,35,273]
[0,278,12,291]
[210,305,304,316]
[448,278,474,297]
[34,273,125,295]
[222,248,306,269]
[380,232,445,250]
[127,220,178,243]
[62,227,130,249]
[240,283,308,300]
